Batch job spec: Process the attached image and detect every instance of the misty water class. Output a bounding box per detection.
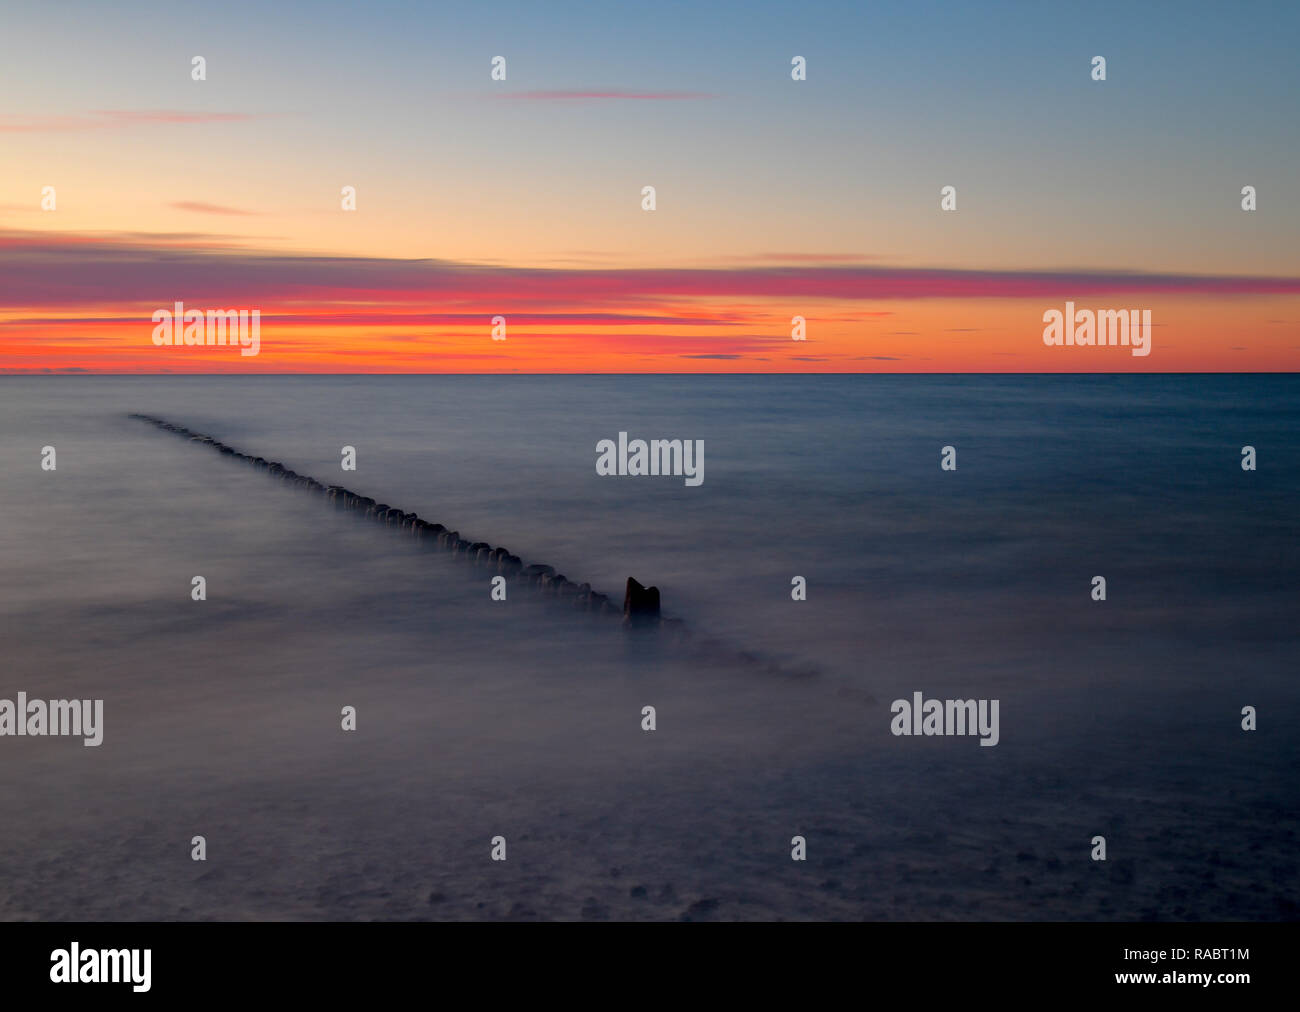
[1,375,1296,920]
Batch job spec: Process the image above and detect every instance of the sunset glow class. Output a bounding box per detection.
[3,0,1297,372]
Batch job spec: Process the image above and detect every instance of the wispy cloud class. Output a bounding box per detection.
[10,311,738,328]
[704,253,884,264]
[2,230,1298,312]
[168,201,262,216]
[0,110,259,132]
[487,89,714,102]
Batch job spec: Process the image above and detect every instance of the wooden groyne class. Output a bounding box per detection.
[130,413,828,680]
[129,413,673,631]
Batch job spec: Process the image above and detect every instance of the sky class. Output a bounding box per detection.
[2,0,1297,372]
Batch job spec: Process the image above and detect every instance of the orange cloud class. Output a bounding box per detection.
[1,230,1296,373]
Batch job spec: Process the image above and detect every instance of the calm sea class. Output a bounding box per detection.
[0,374,1295,920]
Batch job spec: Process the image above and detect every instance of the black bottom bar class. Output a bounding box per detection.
[0,921,1285,999]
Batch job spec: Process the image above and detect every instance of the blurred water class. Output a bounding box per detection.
[0,374,1296,920]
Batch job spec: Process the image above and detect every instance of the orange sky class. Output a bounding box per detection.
[0,227,1294,369]
[3,253,1296,373]
[5,1,1298,373]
